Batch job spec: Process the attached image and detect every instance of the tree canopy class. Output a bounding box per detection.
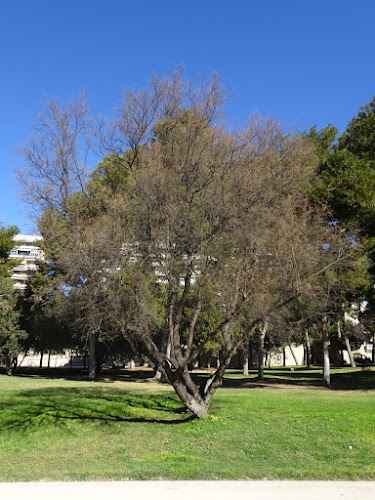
[16,72,364,415]
[309,98,375,262]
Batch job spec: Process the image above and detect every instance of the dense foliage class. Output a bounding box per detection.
[0,226,26,374]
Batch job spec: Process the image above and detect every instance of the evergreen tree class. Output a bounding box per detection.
[0,224,27,373]
[307,98,375,366]
[0,224,19,277]
[0,277,26,374]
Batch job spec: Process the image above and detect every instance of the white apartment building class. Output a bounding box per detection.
[9,234,43,291]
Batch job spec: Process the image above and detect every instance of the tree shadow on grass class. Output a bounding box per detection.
[0,387,194,431]
[11,367,156,383]
[191,368,375,390]
[330,369,375,390]
[190,369,322,389]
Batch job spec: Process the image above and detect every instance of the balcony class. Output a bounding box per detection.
[13,282,27,290]
[11,273,29,281]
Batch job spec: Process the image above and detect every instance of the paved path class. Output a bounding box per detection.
[0,481,375,500]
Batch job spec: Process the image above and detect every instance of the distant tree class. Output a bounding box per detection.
[15,94,100,374]
[16,95,91,219]
[307,99,375,370]
[309,98,375,259]
[19,268,76,367]
[0,224,19,277]
[0,224,26,374]
[0,277,26,374]
[339,97,375,162]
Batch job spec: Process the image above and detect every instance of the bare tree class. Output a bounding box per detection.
[16,95,92,219]
[16,95,99,375]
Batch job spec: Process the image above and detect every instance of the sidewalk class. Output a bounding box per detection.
[0,481,374,500]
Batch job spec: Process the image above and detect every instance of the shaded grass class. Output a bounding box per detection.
[218,366,375,390]
[0,370,374,481]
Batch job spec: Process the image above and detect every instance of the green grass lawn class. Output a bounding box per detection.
[0,368,374,481]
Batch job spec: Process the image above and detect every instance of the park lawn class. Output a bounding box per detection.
[0,370,374,481]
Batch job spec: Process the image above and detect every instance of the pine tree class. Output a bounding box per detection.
[0,225,26,374]
[0,277,26,374]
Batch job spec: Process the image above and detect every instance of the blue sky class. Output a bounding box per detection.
[1,0,375,233]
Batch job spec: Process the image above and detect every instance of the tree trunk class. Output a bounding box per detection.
[282,346,286,367]
[242,346,249,375]
[18,352,26,367]
[47,351,51,369]
[336,321,344,366]
[343,333,356,367]
[257,320,268,379]
[265,349,269,368]
[140,316,239,418]
[88,333,97,379]
[268,349,273,368]
[305,330,311,368]
[154,330,170,380]
[39,351,44,368]
[288,344,299,366]
[5,356,12,375]
[249,342,253,367]
[173,379,209,418]
[322,315,330,387]
[158,331,239,419]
